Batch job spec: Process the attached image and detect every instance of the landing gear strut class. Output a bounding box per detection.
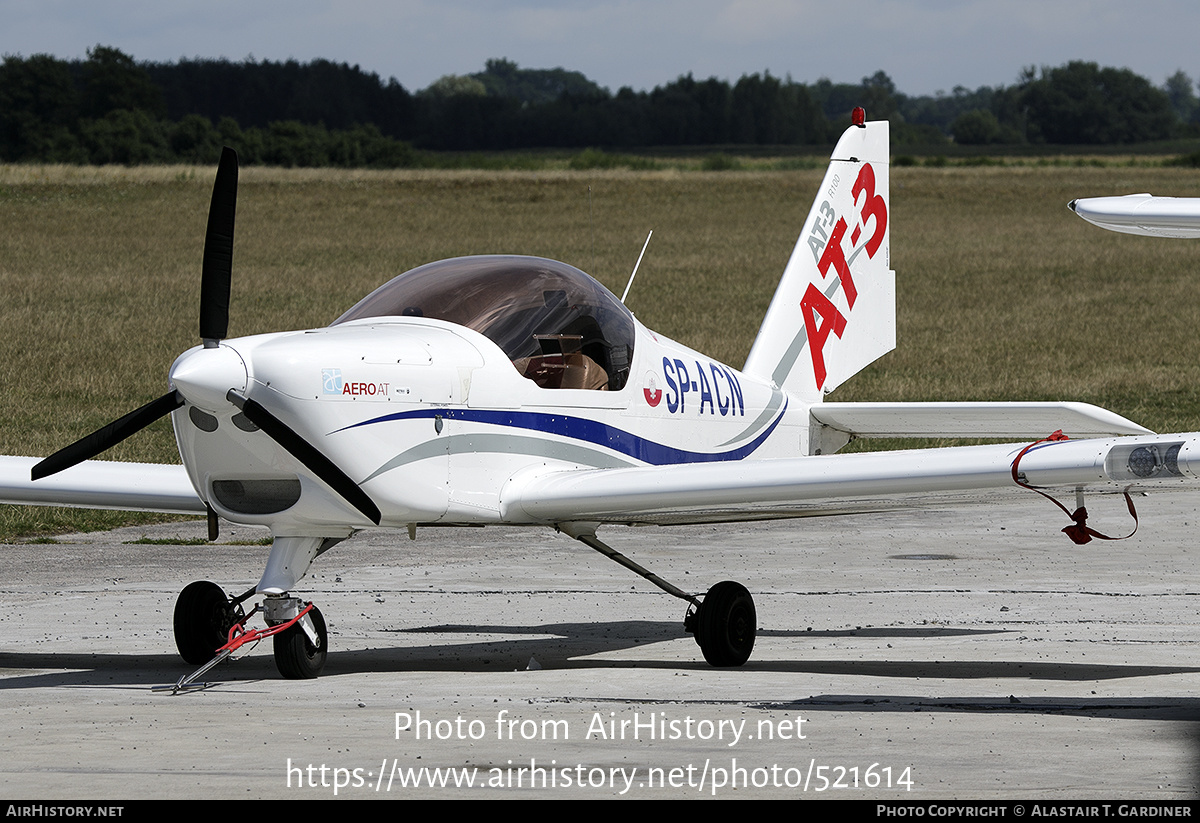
[564,524,757,667]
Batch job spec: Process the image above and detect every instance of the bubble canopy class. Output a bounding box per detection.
[333,256,635,390]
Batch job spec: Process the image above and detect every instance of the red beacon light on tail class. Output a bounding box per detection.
[852,107,866,127]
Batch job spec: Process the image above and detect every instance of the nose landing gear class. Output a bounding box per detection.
[165,582,328,691]
[264,595,328,679]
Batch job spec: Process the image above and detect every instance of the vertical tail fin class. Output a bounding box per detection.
[743,116,895,403]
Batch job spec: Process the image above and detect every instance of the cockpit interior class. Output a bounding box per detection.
[334,256,635,391]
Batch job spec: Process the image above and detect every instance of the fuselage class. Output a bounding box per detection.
[168,257,811,536]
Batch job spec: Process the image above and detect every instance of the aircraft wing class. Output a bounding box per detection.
[500,432,1198,526]
[0,457,205,514]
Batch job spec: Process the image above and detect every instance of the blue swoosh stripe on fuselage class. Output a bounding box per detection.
[334,402,787,466]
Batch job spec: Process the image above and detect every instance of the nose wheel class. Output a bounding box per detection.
[271,603,328,679]
[173,580,244,665]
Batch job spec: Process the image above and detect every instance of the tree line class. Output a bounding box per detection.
[1,47,1197,166]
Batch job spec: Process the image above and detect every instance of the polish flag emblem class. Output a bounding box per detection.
[643,372,662,407]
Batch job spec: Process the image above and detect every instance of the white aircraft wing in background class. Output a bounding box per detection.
[1069,193,1200,238]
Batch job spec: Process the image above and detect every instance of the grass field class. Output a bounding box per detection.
[1,160,1199,537]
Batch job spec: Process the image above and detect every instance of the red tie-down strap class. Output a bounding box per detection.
[1011,430,1138,545]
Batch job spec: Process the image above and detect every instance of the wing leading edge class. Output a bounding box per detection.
[500,432,1200,526]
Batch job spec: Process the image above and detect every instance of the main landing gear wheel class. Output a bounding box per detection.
[692,581,756,667]
[174,581,243,665]
[563,528,756,668]
[273,605,328,679]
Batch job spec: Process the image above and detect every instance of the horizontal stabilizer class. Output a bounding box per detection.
[811,401,1152,440]
[0,457,204,514]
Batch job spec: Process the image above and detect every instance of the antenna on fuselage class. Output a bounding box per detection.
[620,230,653,304]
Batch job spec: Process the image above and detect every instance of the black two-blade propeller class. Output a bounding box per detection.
[32,148,382,526]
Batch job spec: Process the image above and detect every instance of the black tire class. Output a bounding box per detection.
[696,581,756,667]
[273,605,327,679]
[174,581,239,665]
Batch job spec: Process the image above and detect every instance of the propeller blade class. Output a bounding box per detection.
[199,147,238,344]
[32,391,184,481]
[227,392,382,525]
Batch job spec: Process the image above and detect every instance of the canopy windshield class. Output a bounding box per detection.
[333,256,634,390]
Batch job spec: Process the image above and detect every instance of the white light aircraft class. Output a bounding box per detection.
[4,109,1197,681]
